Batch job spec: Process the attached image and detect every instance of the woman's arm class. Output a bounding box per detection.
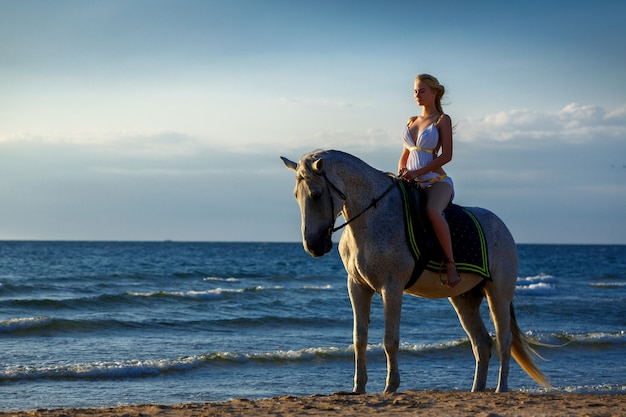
[398,147,410,175]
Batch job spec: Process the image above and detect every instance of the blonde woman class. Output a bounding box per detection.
[398,74,461,288]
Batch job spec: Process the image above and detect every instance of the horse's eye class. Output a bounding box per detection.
[311,191,322,201]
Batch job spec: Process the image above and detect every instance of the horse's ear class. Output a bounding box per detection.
[312,158,324,174]
[280,156,298,172]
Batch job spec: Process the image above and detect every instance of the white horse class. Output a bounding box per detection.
[281,149,549,394]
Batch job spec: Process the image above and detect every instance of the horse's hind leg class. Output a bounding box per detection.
[485,292,513,393]
[449,286,493,392]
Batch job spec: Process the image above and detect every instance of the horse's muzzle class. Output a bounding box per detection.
[303,229,333,257]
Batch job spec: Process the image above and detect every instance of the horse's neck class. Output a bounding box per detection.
[331,158,393,221]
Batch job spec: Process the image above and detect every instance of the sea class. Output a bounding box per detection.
[1,241,625,411]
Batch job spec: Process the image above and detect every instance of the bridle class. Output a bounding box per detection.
[321,172,397,236]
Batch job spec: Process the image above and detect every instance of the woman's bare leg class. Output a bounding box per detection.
[425,183,461,288]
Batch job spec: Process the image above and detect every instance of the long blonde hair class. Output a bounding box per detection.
[415,74,445,114]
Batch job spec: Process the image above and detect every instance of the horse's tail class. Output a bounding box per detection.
[510,303,551,388]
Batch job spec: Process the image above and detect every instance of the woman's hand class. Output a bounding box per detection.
[399,168,417,181]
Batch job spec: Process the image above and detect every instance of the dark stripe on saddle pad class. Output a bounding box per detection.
[397,181,491,288]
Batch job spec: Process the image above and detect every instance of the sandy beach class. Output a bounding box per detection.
[3,391,624,417]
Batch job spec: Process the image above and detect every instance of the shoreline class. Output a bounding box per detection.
[3,391,625,417]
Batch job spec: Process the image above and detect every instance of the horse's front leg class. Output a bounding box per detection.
[381,282,403,394]
[348,277,374,394]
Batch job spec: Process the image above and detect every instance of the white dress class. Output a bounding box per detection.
[402,122,455,193]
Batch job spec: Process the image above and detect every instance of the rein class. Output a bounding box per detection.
[323,172,397,236]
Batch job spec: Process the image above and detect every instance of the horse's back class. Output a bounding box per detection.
[464,206,516,251]
[464,206,518,290]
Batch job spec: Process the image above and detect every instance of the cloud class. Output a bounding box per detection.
[3,102,624,156]
[606,106,626,120]
[456,103,626,145]
[2,102,625,243]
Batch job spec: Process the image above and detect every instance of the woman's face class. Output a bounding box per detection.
[414,80,435,107]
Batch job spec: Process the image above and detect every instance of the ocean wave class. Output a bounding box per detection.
[518,383,626,395]
[528,330,626,346]
[0,316,142,334]
[302,284,333,290]
[203,277,239,282]
[0,341,473,382]
[559,331,625,344]
[0,313,347,336]
[0,316,53,333]
[127,289,231,300]
[4,284,331,309]
[558,383,626,394]
[0,356,204,382]
[516,273,556,295]
[0,348,349,382]
[518,273,556,283]
[127,286,284,300]
[225,346,354,362]
[399,339,470,354]
[5,284,289,308]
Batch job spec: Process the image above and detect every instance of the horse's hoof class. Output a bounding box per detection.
[383,386,399,394]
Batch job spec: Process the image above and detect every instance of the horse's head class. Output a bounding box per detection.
[281,153,346,257]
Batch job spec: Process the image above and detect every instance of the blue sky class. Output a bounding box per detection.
[1,0,625,243]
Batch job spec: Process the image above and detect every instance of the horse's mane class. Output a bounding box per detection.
[299,149,380,175]
[295,149,327,183]
[299,149,333,168]
[299,150,394,188]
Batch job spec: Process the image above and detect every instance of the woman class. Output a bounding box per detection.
[398,74,461,288]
